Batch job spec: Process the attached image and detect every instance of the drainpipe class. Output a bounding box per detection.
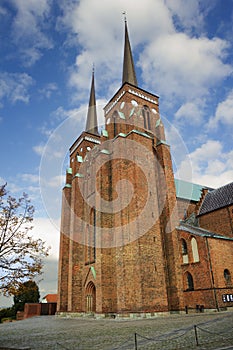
[205,237,219,311]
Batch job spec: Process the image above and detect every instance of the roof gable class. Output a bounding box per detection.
[198,182,233,216]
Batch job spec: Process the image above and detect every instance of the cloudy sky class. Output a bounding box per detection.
[0,0,233,305]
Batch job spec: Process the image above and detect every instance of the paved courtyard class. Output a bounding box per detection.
[0,311,233,349]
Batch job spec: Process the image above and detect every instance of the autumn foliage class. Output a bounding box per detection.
[0,184,49,296]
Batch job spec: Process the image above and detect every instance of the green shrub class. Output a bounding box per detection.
[0,307,16,323]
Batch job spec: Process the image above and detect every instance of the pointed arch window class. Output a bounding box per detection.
[86,281,96,313]
[181,239,188,264]
[142,106,151,130]
[191,237,199,263]
[186,272,194,291]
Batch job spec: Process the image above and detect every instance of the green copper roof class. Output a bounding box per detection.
[74,173,84,178]
[91,266,96,279]
[64,184,72,188]
[175,178,207,202]
[102,129,108,137]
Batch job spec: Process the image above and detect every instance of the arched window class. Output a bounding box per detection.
[224,269,231,284]
[181,239,188,264]
[191,237,199,262]
[142,106,151,130]
[86,281,96,313]
[186,272,194,291]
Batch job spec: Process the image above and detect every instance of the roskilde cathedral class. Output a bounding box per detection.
[57,21,233,316]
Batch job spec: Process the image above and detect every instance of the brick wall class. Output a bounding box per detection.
[198,205,233,237]
[178,229,233,310]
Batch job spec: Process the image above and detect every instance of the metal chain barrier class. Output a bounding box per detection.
[55,316,233,350]
[195,324,233,347]
[110,336,133,350]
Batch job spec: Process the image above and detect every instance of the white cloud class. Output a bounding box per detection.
[20,173,39,184]
[39,83,58,99]
[51,105,86,123]
[175,100,204,125]
[139,33,232,101]
[10,0,53,66]
[46,175,65,189]
[0,176,6,186]
[55,0,232,108]
[57,0,175,100]
[32,217,60,260]
[33,143,46,156]
[165,0,204,33]
[208,89,233,128]
[177,140,233,188]
[39,258,58,298]
[0,5,7,16]
[0,72,34,105]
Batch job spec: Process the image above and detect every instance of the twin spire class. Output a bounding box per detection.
[85,68,99,135]
[122,19,138,86]
[85,19,137,135]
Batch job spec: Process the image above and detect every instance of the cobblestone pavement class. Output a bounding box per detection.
[0,311,233,349]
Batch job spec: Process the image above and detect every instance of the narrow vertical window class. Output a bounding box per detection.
[142,106,151,130]
[191,237,199,262]
[186,272,194,291]
[113,111,118,137]
[181,239,188,264]
[224,269,231,285]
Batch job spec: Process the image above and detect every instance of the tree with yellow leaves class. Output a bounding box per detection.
[0,184,49,296]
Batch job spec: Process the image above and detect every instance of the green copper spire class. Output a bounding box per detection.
[122,18,138,86]
[85,69,99,135]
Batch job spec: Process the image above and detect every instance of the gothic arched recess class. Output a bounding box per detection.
[85,281,96,313]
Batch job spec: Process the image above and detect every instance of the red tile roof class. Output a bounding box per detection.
[43,294,57,303]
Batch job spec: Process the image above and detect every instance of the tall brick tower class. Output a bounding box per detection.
[57,20,184,315]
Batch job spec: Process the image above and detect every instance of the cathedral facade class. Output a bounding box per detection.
[57,22,233,316]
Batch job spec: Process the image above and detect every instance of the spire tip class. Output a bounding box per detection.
[122,11,127,23]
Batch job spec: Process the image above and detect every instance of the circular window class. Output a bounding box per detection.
[87,146,91,151]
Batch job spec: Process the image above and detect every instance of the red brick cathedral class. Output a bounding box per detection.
[57,21,233,316]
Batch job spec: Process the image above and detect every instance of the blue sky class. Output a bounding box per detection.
[0,0,233,305]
